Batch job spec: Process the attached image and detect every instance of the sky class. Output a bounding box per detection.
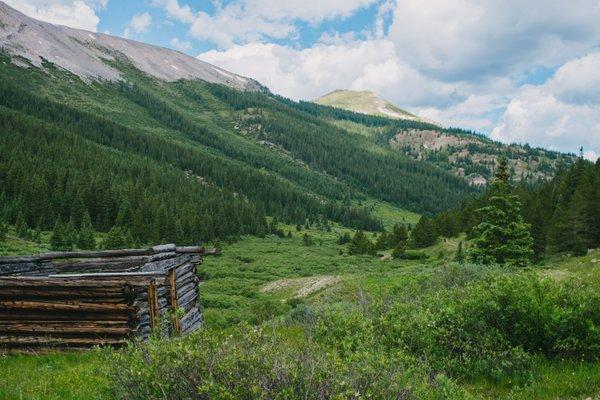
[6,0,600,159]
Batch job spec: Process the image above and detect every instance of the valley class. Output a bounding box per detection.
[0,2,598,399]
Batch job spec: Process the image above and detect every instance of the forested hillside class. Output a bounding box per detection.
[0,50,482,247]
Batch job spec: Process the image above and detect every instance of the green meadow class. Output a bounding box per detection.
[1,217,599,399]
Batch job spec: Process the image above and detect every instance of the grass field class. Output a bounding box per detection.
[1,220,599,399]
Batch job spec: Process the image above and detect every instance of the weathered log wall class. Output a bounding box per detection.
[0,245,216,351]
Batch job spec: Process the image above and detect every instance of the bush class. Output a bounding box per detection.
[302,269,600,384]
[106,325,470,400]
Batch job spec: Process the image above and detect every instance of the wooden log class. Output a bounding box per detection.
[0,323,132,335]
[0,296,128,304]
[0,288,127,298]
[0,256,42,265]
[176,246,219,255]
[0,311,133,322]
[0,244,211,265]
[0,300,135,313]
[48,257,151,273]
[175,263,196,279]
[167,269,181,333]
[148,281,158,329]
[139,254,190,273]
[47,271,165,279]
[151,244,177,253]
[180,308,202,333]
[176,282,197,299]
[0,278,133,288]
[178,298,196,313]
[0,335,128,346]
[175,273,198,290]
[38,249,151,260]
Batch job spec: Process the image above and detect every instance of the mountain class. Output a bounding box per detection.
[314,89,439,125]
[0,1,572,246]
[313,90,572,186]
[0,1,259,90]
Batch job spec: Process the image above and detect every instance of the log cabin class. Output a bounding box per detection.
[0,244,217,351]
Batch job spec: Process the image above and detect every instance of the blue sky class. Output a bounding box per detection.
[7,0,600,159]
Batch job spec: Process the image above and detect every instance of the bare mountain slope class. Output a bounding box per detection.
[0,1,259,90]
[314,89,440,126]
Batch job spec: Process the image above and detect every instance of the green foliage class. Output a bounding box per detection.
[436,158,600,261]
[469,157,533,267]
[106,324,469,400]
[77,212,96,250]
[103,226,133,250]
[15,211,29,239]
[454,241,465,263]
[105,266,600,398]
[373,223,408,251]
[348,230,374,255]
[410,216,438,248]
[50,218,70,251]
[336,232,351,245]
[391,241,406,259]
[0,219,7,241]
[301,233,314,246]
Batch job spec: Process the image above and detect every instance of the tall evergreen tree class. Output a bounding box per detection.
[348,230,374,255]
[468,157,533,267]
[77,212,96,250]
[410,216,437,248]
[15,211,29,239]
[50,218,68,251]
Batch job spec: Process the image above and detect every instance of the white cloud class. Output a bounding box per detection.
[4,0,105,31]
[123,12,152,38]
[387,0,600,82]
[199,39,458,108]
[157,0,377,48]
[169,37,192,52]
[491,53,600,156]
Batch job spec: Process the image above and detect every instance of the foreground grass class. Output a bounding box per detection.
[0,351,110,400]
[470,360,600,400]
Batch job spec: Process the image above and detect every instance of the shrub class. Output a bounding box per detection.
[105,325,470,400]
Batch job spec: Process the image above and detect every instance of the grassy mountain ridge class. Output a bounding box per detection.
[314,89,434,124]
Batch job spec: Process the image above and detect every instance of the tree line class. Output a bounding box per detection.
[429,156,600,261]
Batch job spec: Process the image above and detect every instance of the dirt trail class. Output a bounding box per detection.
[261,275,341,298]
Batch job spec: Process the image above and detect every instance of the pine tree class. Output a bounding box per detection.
[410,216,437,248]
[64,217,78,250]
[468,157,533,267]
[562,187,590,256]
[103,226,133,249]
[391,241,406,259]
[337,232,351,245]
[348,230,374,255]
[77,212,96,250]
[392,223,408,245]
[50,218,68,251]
[374,230,391,250]
[15,211,29,239]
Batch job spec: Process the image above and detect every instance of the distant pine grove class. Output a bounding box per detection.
[0,53,482,246]
[432,157,600,259]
